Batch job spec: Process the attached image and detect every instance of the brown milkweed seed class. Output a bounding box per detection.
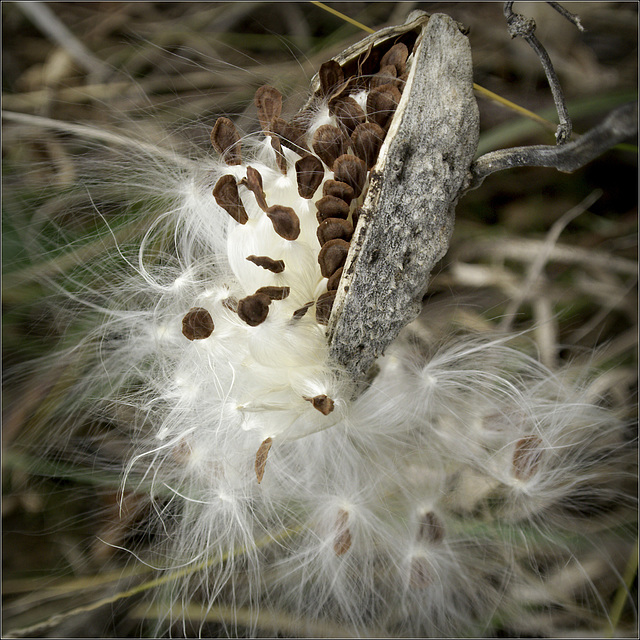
[213,175,248,225]
[327,267,343,291]
[332,154,367,198]
[409,557,432,589]
[367,85,402,130]
[319,60,346,99]
[312,125,348,169]
[351,122,385,170]
[222,297,238,313]
[333,509,352,556]
[328,96,366,134]
[210,117,241,165]
[304,394,335,415]
[351,207,362,228]
[182,307,214,340]
[318,238,350,278]
[271,117,309,154]
[315,290,336,325]
[254,85,282,133]
[266,204,300,241]
[513,435,543,480]
[380,42,409,75]
[271,136,287,175]
[370,64,398,89]
[292,300,314,320]
[255,437,273,484]
[295,155,324,199]
[246,255,285,273]
[237,293,271,327]
[322,179,354,203]
[255,286,290,301]
[317,218,353,246]
[240,166,268,211]
[417,511,445,545]
[315,195,350,223]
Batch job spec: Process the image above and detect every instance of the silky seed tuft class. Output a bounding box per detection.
[237,293,271,327]
[213,175,248,224]
[182,307,214,340]
[210,117,242,165]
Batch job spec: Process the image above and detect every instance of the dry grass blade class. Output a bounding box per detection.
[499,189,603,331]
[3,525,301,638]
[129,602,371,638]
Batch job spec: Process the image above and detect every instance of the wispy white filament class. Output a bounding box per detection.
[14,76,636,639]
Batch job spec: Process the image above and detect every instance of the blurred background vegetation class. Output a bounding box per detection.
[2,2,637,637]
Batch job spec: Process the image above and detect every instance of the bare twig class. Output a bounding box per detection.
[469,102,638,189]
[503,2,574,143]
[499,189,603,332]
[547,2,585,32]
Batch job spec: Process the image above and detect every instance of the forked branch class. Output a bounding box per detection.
[504,1,581,144]
[469,102,638,190]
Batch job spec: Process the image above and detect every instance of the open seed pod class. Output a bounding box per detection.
[302,12,480,379]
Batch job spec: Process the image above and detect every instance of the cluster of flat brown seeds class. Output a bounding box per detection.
[180,40,413,482]
[311,42,410,323]
[205,41,410,331]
